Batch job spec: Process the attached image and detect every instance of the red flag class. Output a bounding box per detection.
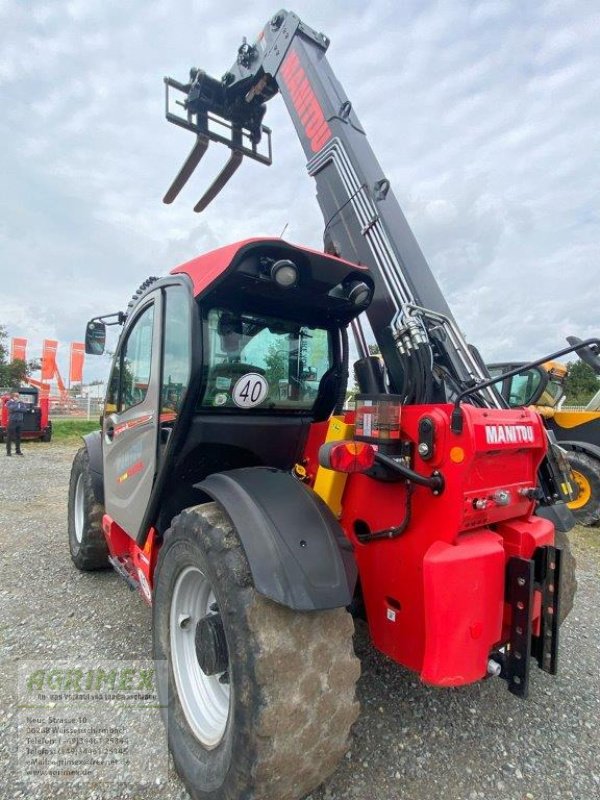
[10,337,27,362]
[69,342,85,384]
[41,339,58,381]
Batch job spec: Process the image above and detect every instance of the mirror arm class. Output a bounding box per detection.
[91,311,126,327]
[451,337,600,433]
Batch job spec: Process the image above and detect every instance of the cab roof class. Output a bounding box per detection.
[170,237,368,297]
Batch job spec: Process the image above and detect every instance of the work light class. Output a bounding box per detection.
[270,259,299,287]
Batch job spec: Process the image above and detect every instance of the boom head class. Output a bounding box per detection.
[162,10,330,211]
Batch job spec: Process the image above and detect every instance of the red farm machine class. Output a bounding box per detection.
[0,386,51,442]
[70,10,584,800]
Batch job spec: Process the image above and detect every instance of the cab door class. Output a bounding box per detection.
[103,293,162,538]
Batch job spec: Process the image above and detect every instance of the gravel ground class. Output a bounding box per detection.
[0,441,599,800]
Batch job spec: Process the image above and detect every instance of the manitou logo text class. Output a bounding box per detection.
[485,425,535,445]
[280,49,332,153]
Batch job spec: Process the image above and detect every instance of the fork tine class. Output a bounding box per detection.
[163,134,209,204]
[193,150,243,213]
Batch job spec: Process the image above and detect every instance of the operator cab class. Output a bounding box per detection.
[89,238,374,541]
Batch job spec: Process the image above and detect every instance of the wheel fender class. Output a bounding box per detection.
[535,502,575,533]
[197,467,357,611]
[560,440,600,461]
[83,430,104,505]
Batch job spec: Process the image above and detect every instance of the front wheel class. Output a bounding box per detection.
[153,502,360,800]
[67,447,109,570]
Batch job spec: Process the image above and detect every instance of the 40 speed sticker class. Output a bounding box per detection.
[232,373,269,408]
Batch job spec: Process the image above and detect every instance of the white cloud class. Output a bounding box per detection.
[0,0,598,383]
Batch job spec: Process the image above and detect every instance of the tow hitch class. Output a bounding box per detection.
[498,545,562,698]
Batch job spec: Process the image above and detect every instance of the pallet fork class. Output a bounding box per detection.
[162,70,272,211]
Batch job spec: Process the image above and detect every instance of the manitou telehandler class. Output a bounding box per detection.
[70,10,586,800]
[490,336,600,526]
[0,386,51,443]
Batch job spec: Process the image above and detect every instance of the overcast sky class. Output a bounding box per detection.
[1,0,599,383]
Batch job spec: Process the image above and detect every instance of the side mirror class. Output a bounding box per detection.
[85,320,106,355]
[566,335,600,376]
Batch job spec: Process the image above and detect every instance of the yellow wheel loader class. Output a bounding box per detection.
[490,337,600,526]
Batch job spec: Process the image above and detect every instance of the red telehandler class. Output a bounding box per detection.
[70,10,584,800]
[0,386,51,442]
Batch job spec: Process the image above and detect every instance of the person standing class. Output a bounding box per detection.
[5,390,27,456]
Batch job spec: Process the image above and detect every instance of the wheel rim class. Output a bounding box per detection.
[74,475,85,543]
[170,566,230,748]
[568,469,592,510]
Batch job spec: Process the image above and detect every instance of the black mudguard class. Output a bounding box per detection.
[536,501,575,533]
[559,439,600,461]
[83,430,104,505]
[198,467,357,611]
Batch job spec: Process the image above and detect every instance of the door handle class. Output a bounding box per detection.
[105,424,115,440]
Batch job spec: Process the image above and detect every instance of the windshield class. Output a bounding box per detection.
[199,308,333,411]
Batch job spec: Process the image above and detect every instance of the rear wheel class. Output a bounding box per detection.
[68,447,109,570]
[566,451,600,526]
[153,502,360,800]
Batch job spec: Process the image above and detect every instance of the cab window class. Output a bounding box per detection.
[106,304,154,412]
[200,308,332,411]
[162,286,191,416]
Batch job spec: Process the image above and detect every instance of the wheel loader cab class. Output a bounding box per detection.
[100,238,373,542]
[488,361,566,410]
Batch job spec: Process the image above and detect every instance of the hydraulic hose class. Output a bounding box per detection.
[420,343,434,404]
[405,349,421,405]
[375,452,444,492]
[355,481,414,542]
[417,347,428,404]
[398,350,414,404]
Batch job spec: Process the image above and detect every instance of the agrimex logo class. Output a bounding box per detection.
[280,48,332,153]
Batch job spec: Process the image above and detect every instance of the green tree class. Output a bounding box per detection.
[564,360,599,404]
[264,343,287,385]
[0,326,38,387]
[0,325,7,364]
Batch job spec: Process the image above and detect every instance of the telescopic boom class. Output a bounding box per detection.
[163,9,502,408]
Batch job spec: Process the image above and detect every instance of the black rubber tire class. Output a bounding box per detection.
[566,450,600,526]
[67,446,109,570]
[555,528,577,626]
[153,502,360,800]
[41,425,52,442]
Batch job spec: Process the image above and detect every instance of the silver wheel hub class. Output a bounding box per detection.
[74,474,85,544]
[170,566,230,748]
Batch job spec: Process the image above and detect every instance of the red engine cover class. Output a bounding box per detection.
[337,404,551,686]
